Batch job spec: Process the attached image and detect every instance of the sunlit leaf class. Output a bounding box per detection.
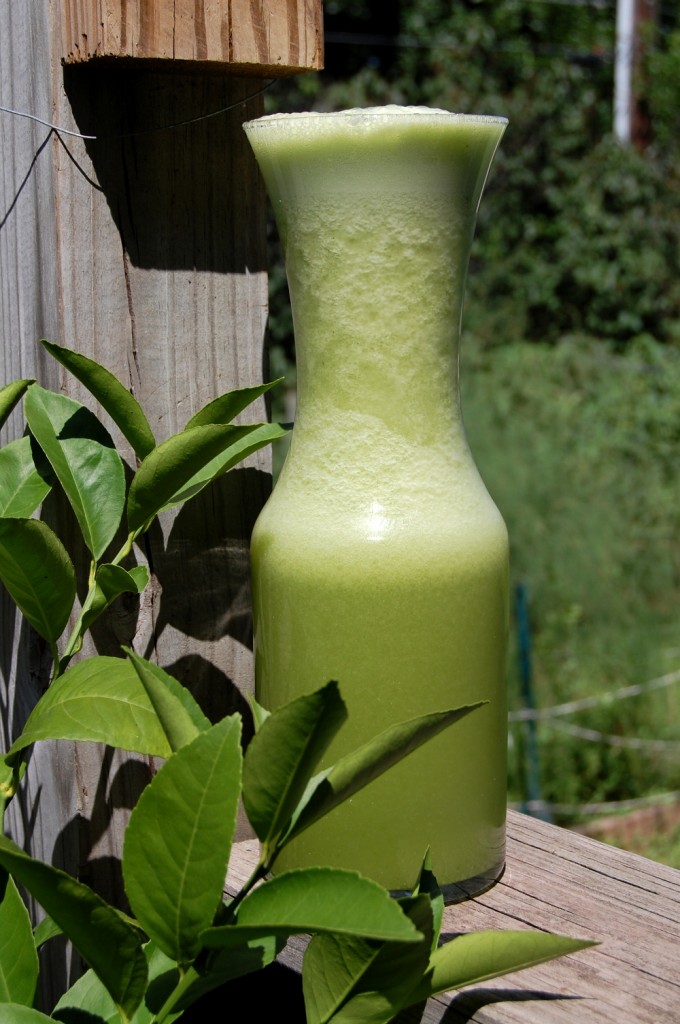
[125,649,211,753]
[0,874,38,1007]
[127,423,261,534]
[127,421,287,534]
[0,835,147,1020]
[162,422,288,513]
[185,378,283,429]
[0,437,51,517]
[303,895,433,1024]
[40,340,156,459]
[6,656,174,760]
[24,385,125,559]
[0,518,76,643]
[409,930,598,1002]
[242,682,347,848]
[123,716,243,964]
[286,704,483,845]
[202,868,421,949]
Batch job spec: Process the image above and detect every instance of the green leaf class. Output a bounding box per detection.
[52,969,116,1024]
[0,1007,55,1023]
[0,518,76,643]
[185,378,283,429]
[248,693,270,733]
[79,563,149,635]
[168,937,284,1015]
[0,834,147,1020]
[302,895,433,1024]
[0,758,23,813]
[125,649,211,753]
[0,379,33,431]
[409,930,598,1002]
[6,656,176,761]
[412,851,444,953]
[123,716,243,964]
[53,942,186,1024]
[0,874,38,1006]
[286,703,483,845]
[127,423,254,534]
[167,422,288,511]
[62,938,284,1023]
[40,340,156,460]
[32,915,62,950]
[24,385,125,559]
[202,868,421,948]
[127,422,287,534]
[0,437,51,517]
[242,682,347,849]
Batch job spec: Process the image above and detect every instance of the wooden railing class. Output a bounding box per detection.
[226,809,680,1022]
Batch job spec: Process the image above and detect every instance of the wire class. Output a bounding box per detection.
[0,80,273,142]
[545,720,680,752]
[509,668,680,722]
[513,790,680,816]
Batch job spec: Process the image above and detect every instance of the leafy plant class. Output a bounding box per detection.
[461,337,680,815]
[0,674,593,1024]
[0,345,595,1020]
[0,340,286,811]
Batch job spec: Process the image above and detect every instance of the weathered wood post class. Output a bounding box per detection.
[0,0,322,1004]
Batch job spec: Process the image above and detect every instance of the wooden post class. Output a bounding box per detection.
[59,0,323,75]
[0,0,322,1007]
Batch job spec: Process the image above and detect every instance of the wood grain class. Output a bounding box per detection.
[59,0,324,75]
[2,0,278,1005]
[226,810,680,1023]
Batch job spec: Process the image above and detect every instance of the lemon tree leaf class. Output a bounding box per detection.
[0,518,75,643]
[0,379,33,431]
[122,716,243,964]
[40,340,156,460]
[24,385,125,560]
[0,835,147,1021]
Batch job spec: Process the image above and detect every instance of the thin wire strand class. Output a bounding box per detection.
[0,79,274,142]
[513,789,680,816]
[0,104,92,138]
[509,668,680,722]
[545,720,680,752]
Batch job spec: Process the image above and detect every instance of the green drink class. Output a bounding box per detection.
[245,107,509,897]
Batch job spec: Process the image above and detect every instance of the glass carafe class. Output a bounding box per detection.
[245,106,509,899]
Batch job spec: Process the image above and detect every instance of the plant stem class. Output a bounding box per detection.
[152,965,201,1024]
[49,640,61,681]
[57,530,141,677]
[59,610,88,674]
[220,857,269,923]
[110,531,137,567]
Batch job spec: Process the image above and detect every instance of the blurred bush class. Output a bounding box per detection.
[261,0,680,819]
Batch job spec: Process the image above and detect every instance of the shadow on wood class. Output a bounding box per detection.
[62,63,267,274]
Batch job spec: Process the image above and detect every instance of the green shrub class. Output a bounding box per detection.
[462,337,680,814]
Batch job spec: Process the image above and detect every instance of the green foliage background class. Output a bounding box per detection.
[262,1,680,837]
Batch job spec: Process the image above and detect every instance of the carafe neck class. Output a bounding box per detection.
[245,108,507,462]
